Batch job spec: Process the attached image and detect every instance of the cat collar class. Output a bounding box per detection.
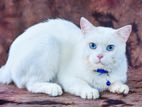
[95,68,109,76]
[95,68,111,86]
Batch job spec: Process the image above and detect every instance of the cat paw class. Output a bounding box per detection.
[79,88,99,99]
[47,84,63,96]
[109,82,129,94]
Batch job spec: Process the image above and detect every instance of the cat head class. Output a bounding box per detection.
[79,17,132,70]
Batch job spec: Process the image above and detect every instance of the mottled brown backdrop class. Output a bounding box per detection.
[0,0,142,69]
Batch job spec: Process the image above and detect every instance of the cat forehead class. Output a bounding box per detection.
[93,26,115,36]
[85,26,117,43]
[97,26,115,32]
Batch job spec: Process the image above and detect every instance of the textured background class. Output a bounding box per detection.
[0,0,142,107]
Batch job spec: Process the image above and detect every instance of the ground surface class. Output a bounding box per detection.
[0,68,142,107]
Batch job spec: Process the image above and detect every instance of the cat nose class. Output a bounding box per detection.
[97,54,103,59]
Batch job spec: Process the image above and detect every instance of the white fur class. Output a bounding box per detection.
[0,17,131,99]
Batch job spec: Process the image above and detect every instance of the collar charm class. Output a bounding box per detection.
[106,80,111,86]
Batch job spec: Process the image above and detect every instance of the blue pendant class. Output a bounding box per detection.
[106,80,111,86]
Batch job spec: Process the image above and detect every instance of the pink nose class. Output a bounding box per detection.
[97,54,103,59]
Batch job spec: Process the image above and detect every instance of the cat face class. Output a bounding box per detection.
[80,17,132,70]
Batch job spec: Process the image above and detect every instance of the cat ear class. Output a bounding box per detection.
[80,17,94,34]
[116,25,132,42]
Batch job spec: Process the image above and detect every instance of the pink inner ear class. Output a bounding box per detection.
[80,18,88,32]
[80,22,86,30]
[117,25,132,42]
[123,35,129,42]
[80,17,94,34]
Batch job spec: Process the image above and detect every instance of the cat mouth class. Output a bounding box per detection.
[96,61,105,65]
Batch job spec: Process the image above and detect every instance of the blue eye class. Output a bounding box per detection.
[89,42,97,49]
[106,45,115,51]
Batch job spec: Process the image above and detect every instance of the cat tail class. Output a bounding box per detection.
[0,65,12,84]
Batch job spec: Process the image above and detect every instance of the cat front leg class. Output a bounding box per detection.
[108,82,129,94]
[78,86,99,99]
[26,82,63,96]
[61,77,99,99]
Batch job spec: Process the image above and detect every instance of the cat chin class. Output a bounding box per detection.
[92,63,112,71]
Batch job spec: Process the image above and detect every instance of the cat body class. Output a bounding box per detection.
[0,17,131,99]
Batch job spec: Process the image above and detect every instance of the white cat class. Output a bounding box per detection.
[0,17,131,99]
